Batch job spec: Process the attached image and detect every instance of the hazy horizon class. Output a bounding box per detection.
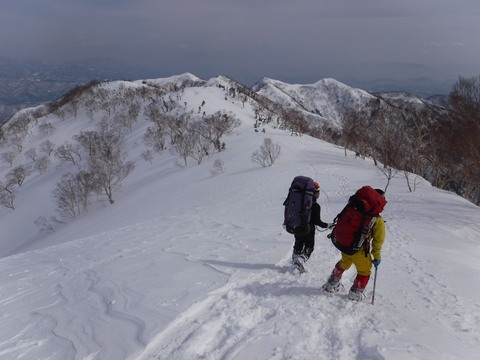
[1,1,479,91]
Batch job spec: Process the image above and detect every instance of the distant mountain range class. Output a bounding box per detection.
[0,57,450,123]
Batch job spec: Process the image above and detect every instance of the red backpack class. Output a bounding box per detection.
[328,186,387,255]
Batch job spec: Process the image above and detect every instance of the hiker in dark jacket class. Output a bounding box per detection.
[292,181,333,271]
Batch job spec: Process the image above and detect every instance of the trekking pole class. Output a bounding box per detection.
[371,266,378,305]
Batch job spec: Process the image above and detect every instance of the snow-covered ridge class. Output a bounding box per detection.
[0,73,478,360]
[253,77,377,128]
[138,72,204,87]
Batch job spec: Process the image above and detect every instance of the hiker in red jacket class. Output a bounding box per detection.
[323,188,387,301]
[292,181,333,272]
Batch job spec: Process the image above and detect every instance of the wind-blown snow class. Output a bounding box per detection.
[0,76,479,360]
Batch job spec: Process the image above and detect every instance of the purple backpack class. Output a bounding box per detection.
[283,176,315,235]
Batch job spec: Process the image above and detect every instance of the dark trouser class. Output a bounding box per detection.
[293,232,314,260]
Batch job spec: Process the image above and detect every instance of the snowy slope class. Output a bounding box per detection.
[252,77,377,128]
[0,75,479,360]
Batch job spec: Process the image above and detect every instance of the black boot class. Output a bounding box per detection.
[292,249,306,272]
[303,247,313,261]
[292,249,304,264]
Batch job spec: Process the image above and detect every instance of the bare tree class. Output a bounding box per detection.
[114,101,140,132]
[1,151,16,167]
[144,101,164,122]
[34,216,64,233]
[7,131,27,153]
[40,140,56,157]
[280,108,309,136]
[368,103,407,169]
[96,87,113,116]
[53,80,98,120]
[173,130,197,167]
[165,114,190,145]
[34,216,57,233]
[402,106,433,175]
[378,166,400,193]
[63,98,81,119]
[34,156,51,175]
[403,170,422,192]
[54,107,67,121]
[74,170,98,212]
[127,101,141,126]
[144,126,166,153]
[141,149,154,164]
[74,130,99,158]
[6,112,32,136]
[190,122,212,165]
[0,183,16,210]
[52,170,98,218]
[0,112,32,152]
[55,143,82,165]
[210,159,226,176]
[38,122,56,136]
[143,109,168,154]
[53,173,83,219]
[252,138,282,167]
[85,127,135,204]
[445,76,480,204]
[7,165,31,187]
[90,154,135,204]
[199,111,241,151]
[340,100,380,159]
[25,148,38,163]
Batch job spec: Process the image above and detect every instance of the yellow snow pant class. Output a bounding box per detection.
[338,250,372,276]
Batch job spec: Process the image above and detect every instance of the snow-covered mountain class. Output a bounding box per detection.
[252,77,445,131]
[1,54,448,127]
[0,74,478,360]
[253,77,378,128]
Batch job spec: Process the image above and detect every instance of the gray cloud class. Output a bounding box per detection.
[1,0,479,88]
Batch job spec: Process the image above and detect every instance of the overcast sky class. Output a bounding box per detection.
[1,0,479,87]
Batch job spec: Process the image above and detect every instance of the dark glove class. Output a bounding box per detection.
[327,223,335,229]
[372,259,381,268]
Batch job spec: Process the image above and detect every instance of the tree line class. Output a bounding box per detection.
[0,74,479,227]
[0,78,241,225]
[332,76,480,204]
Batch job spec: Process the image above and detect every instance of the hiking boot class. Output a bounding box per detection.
[292,250,306,265]
[294,260,306,273]
[292,250,305,268]
[322,275,343,293]
[348,287,365,301]
[303,247,313,261]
